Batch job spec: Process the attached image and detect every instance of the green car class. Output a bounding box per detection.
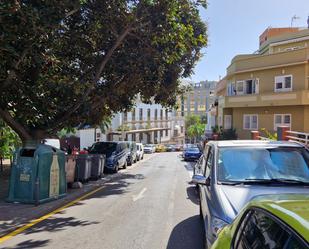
[211,194,309,249]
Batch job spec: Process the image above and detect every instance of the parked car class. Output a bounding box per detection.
[155,144,166,152]
[192,140,309,248]
[136,143,144,161]
[126,141,137,165]
[89,141,128,173]
[165,144,176,152]
[144,144,156,154]
[175,144,183,151]
[211,194,309,249]
[183,146,202,161]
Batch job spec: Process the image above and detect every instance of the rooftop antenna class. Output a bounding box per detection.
[291,15,300,27]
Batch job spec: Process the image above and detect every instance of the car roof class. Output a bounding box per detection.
[207,140,303,148]
[248,194,309,242]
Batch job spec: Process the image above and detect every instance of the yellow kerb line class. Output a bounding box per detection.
[0,185,105,244]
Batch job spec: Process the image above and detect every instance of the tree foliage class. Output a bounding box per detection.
[0,0,208,142]
[185,114,201,128]
[187,123,205,143]
[0,119,21,159]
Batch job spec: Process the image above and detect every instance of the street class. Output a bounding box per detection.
[0,152,204,249]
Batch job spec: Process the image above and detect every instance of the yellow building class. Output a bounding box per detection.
[218,27,309,139]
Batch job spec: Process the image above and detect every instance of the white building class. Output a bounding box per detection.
[79,100,185,149]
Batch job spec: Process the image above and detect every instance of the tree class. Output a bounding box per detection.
[0,0,207,144]
[187,123,205,143]
[0,119,21,167]
[185,114,201,128]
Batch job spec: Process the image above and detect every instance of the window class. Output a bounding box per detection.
[160,130,163,137]
[165,109,168,120]
[234,209,309,249]
[217,147,309,183]
[165,129,168,136]
[147,108,151,120]
[243,114,258,130]
[235,79,259,96]
[155,109,158,120]
[140,133,143,141]
[160,109,163,120]
[139,108,143,121]
[132,109,136,121]
[275,75,292,92]
[274,114,291,130]
[124,112,128,122]
[204,146,213,178]
[236,81,244,95]
[235,210,289,249]
[224,115,232,130]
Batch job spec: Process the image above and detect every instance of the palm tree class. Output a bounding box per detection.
[187,123,205,143]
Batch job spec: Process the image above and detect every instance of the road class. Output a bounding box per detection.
[0,152,204,249]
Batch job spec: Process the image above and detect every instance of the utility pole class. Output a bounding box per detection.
[291,15,300,27]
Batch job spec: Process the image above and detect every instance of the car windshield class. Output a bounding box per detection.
[218,147,309,183]
[145,144,152,147]
[89,142,117,156]
[186,147,200,152]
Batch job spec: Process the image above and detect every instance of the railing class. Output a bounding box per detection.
[286,130,309,145]
[251,127,309,147]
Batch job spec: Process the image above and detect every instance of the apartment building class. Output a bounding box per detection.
[79,99,185,148]
[179,80,217,117]
[218,27,309,139]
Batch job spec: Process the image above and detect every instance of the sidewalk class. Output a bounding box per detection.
[0,174,115,237]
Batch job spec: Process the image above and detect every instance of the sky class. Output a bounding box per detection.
[189,0,309,82]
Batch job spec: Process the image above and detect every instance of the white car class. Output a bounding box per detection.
[143,144,156,154]
[136,143,144,160]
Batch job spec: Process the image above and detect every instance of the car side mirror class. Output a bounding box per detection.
[192,174,210,186]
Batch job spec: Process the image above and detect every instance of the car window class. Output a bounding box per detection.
[285,234,308,249]
[217,147,309,182]
[204,146,213,178]
[235,210,289,249]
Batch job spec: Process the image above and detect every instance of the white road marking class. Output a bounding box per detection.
[133,187,147,202]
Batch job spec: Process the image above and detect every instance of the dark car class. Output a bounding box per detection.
[192,140,309,248]
[183,146,201,161]
[126,141,137,165]
[89,141,128,173]
[165,144,176,152]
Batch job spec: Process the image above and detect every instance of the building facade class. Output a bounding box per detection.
[218,27,309,139]
[79,100,185,149]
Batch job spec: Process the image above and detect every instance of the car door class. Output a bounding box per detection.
[233,209,309,249]
[199,145,214,228]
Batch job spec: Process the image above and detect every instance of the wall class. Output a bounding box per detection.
[232,106,306,139]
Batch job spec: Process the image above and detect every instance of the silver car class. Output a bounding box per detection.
[192,140,309,249]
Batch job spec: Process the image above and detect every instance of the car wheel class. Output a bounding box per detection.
[123,161,127,169]
[113,165,119,173]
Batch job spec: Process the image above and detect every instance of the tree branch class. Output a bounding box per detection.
[0,107,32,141]
[48,24,133,131]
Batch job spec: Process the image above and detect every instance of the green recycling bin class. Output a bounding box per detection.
[7,144,66,204]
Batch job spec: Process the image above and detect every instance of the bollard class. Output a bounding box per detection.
[251,131,260,140]
[277,126,290,141]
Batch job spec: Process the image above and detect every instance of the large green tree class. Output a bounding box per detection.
[0,0,207,143]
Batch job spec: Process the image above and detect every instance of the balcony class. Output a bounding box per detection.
[227,48,309,75]
[224,90,309,108]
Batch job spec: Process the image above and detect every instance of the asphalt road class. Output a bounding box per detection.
[0,152,204,249]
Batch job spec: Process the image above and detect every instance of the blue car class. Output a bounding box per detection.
[183,147,202,161]
[89,141,128,173]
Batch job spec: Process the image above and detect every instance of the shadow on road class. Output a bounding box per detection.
[6,239,50,249]
[186,186,199,205]
[166,215,204,249]
[24,216,99,235]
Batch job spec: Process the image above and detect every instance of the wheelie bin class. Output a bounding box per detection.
[8,144,66,204]
[65,155,76,185]
[90,154,105,180]
[75,154,92,182]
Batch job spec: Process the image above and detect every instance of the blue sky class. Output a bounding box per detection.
[189,0,309,82]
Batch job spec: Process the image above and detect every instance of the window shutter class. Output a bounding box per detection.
[254,79,259,94]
